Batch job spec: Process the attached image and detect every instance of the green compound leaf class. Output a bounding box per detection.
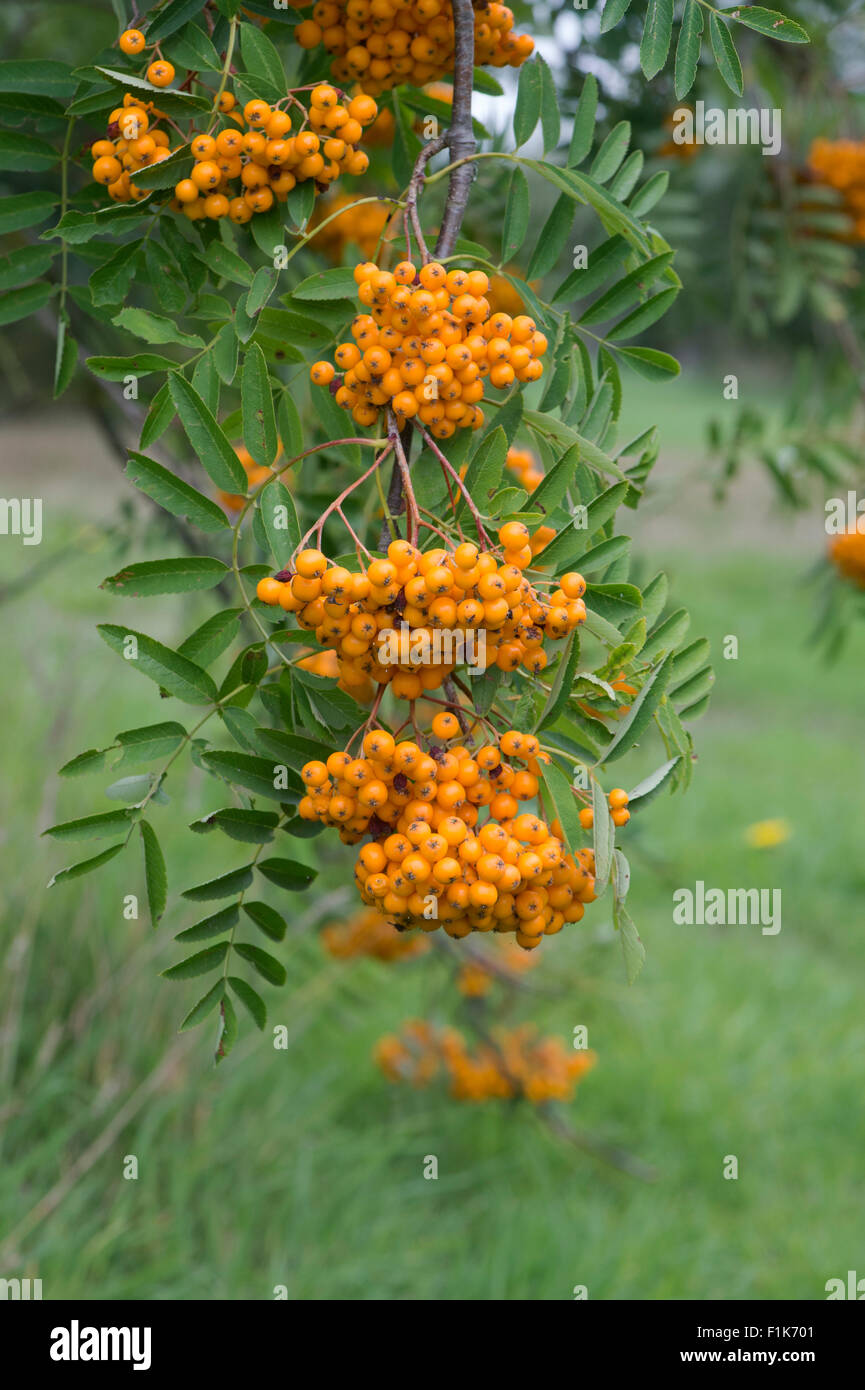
[98,625,217,704]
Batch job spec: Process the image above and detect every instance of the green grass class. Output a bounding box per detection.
[1,451,863,1301]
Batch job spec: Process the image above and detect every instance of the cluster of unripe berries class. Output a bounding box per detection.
[577,788,631,830]
[375,1020,596,1103]
[322,905,430,960]
[309,260,548,436]
[298,723,598,951]
[295,1,534,94]
[171,88,378,223]
[90,96,176,202]
[255,534,587,695]
[828,526,865,589]
[808,138,865,241]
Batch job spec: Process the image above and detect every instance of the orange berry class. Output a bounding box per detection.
[431,711,460,740]
[191,133,217,160]
[560,571,587,600]
[348,93,378,125]
[256,577,283,605]
[499,521,530,550]
[93,155,122,185]
[296,548,327,578]
[204,193,229,219]
[191,160,221,190]
[244,99,272,128]
[119,29,146,55]
[146,61,175,87]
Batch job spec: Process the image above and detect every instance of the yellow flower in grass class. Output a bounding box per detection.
[745,819,792,849]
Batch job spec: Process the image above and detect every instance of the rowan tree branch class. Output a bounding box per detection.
[382,1,477,541]
[435,0,478,259]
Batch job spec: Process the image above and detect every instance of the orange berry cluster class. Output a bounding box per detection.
[172,88,379,223]
[578,788,631,831]
[506,445,556,556]
[90,96,176,202]
[375,1020,596,1103]
[295,2,534,95]
[808,138,865,241]
[322,905,430,960]
[255,535,587,695]
[309,260,548,436]
[828,526,865,588]
[506,444,544,493]
[311,191,392,260]
[298,723,549,840]
[297,725,597,951]
[457,937,538,996]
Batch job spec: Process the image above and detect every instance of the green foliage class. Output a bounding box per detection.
[0,1,721,1055]
[599,0,808,94]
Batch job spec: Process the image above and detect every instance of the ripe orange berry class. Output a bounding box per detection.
[229,197,253,223]
[295,548,327,579]
[499,521,530,550]
[119,28,146,55]
[311,84,339,109]
[612,808,631,827]
[191,133,217,160]
[146,61,175,87]
[93,155,122,185]
[244,185,273,212]
[363,729,395,761]
[256,577,283,605]
[310,361,336,386]
[560,571,587,600]
[367,558,397,588]
[578,808,594,830]
[244,99,272,127]
[191,160,221,190]
[348,93,378,125]
[608,789,629,810]
[204,193,229,219]
[431,711,459,740]
[499,732,524,758]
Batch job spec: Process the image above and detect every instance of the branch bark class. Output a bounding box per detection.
[435,0,478,259]
[381,1,477,542]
